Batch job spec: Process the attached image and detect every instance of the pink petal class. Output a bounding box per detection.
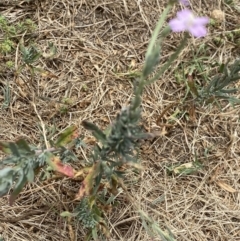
[177,9,193,19]
[189,25,207,37]
[169,19,187,32]
[194,17,209,25]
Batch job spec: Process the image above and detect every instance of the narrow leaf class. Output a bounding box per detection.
[82,121,106,143]
[9,143,20,157]
[0,167,13,197]
[75,162,99,200]
[187,76,199,97]
[9,174,28,205]
[26,167,34,182]
[60,211,73,218]
[55,125,78,147]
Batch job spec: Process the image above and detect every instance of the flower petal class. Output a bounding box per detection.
[169,19,187,32]
[194,17,209,25]
[176,9,193,19]
[189,25,207,37]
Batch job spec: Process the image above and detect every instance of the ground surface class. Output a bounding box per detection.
[0,0,240,240]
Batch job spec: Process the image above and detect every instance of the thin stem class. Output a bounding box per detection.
[147,34,188,85]
[131,8,172,111]
[145,4,171,59]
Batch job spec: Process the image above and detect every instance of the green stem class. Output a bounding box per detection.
[147,34,188,85]
[131,5,172,111]
[145,4,171,59]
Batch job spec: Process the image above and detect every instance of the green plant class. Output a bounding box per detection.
[0,126,81,204]
[0,39,14,54]
[187,59,240,106]
[17,44,42,77]
[1,0,239,240]
[0,15,37,55]
[0,1,189,240]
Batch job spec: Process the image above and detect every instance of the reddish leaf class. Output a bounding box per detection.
[75,163,99,200]
[47,156,75,177]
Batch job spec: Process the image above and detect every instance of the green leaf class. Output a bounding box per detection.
[21,45,41,65]
[60,211,73,218]
[219,88,238,94]
[26,167,34,182]
[0,167,13,197]
[82,121,106,143]
[92,227,98,241]
[9,142,20,157]
[16,139,32,152]
[219,63,225,73]
[9,172,28,205]
[55,125,78,147]
[0,139,33,156]
[43,42,57,59]
[0,141,11,154]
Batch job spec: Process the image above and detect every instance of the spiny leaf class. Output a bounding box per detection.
[55,125,78,147]
[21,45,41,65]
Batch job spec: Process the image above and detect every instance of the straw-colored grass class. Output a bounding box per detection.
[1,0,240,240]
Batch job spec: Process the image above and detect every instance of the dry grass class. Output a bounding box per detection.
[1,0,240,240]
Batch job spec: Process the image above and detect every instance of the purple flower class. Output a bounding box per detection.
[169,9,209,37]
[179,0,190,6]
